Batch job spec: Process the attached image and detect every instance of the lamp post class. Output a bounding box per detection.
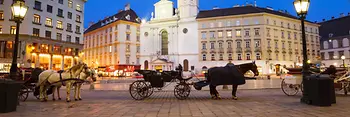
[293,0,310,103]
[9,0,28,79]
[341,55,346,68]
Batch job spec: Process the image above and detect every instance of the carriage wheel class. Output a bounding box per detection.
[18,86,29,102]
[144,82,154,98]
[129,80,149,100]
[174,84,191,100]
[281,79,299,96]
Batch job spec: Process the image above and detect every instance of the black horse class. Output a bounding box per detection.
[203,61,259,99]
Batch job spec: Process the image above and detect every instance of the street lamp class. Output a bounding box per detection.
[341,55,346,68]
[293,0,310,103]
[9,0,28,79]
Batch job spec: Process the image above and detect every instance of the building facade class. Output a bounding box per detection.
[83,4,141,77]
[0,0,85,72]
[196,6,321,75]
[140,0,199,72]
[319,14,350,67]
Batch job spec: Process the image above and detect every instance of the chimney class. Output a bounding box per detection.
[331,16,335,19]
[340,13,344,17]
[125,3,130,11]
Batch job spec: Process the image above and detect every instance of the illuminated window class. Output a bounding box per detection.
[57,21,63,29]
[76,4,81,11]
[218,31,223,38]
[236,30,241,37]
[0,11,4,20]
[33,14,40,23]
[45,18,52,26]
[68,0,73,8]
[76,15,81,22]
[10,26,16,34]
[227,30,232,38]
[0,25,2,34]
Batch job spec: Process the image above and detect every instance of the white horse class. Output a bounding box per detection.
[51,68,97,101]
[36,63,87,102]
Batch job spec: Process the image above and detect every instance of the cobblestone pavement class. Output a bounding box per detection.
[1,89,350,117]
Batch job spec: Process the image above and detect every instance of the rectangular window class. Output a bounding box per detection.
[137,46,140,53]
[276,54,279,60]
[210,31,215,38]
[281,31,285,38]
[237,41,241,48]
[126,25,131,30]
[68,0,73,8]
[68,12,72,19]
[236,30,241,37]
[66,35,71,42]
[75,25,80,33]
[137,35,140,42]
[288,32,291,39]
[57,21,63,29]
[236,20,240,26]
[219,43,223,49]
[34,1,42,10]
[255,41,260,47]
[33,14,40,23]
[246,41,250,48]
[228,42,232,48]
[45,31,51,38]
[218,31,223,38]
[210,23,214,28]
[58,0,63,4]
[228,54,233,60]
[218,22,222,27]
[126,34,130,41]
[201,32,206,39]
[201,23,206,28]
[245,30,250,37]
[238,54,242,60]
[246,54,251,60]
[210,43,215,49]
[126,44,130,52]
[227,30,232,38]
[33,28,40,37]
[47,5,52,13]
[76,15,81,22]
[0,25,2,34]
[202,43,206,49]
[202,54,206,61]
[226,21,231,27]
[126,57,130,64]
[256,53,261,60]
[275,41,278,48]
[67,23,72,31]
[45,18,52,26]
[267,41,271,47]
[10,26,16,34]
[56,33,62,40]
[282,42,285,48]
[219,54,223,60]
[0,11,4,20]
[58,9,63,17]
[267,28,271,37]
[76,4,81,11]
[255,29,260,36]
[75,37,80,44]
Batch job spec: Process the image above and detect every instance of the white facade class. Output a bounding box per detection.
[140,0,199,71]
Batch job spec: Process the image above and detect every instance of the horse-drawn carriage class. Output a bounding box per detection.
[129,62,259,100]
[281,67,350,96]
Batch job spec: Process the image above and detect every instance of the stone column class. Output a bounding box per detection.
[49,54,53,70]
[71,57,74,67]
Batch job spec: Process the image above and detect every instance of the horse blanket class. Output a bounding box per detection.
[207,66,246,86]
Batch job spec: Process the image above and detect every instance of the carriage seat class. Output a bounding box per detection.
[57,70,65,73]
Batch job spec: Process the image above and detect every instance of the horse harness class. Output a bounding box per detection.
[57,70,74,86]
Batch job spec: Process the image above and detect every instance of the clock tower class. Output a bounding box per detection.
[177,0,199,18]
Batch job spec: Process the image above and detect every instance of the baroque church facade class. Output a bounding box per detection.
[140,0,199,72]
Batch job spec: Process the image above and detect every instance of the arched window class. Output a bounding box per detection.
[183,59,189,71]
[144,60,148,70]
[343,38,349,47]
[161,30,168,55]
[323,41,329,49]
[333,40,338,48]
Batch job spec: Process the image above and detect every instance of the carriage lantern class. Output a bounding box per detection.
[341,55,346,68]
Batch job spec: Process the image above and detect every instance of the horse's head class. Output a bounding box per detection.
[81,68,97,82]
[250,61,259,76]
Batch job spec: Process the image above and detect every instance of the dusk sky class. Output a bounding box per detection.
[84,0,350,28]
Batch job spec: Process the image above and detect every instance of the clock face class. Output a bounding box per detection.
[144,32,149,37]
[183,28,188,34]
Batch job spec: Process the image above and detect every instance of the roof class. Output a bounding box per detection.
[318,15,350,41]
[84,9,140,34]
[197,6,313,23]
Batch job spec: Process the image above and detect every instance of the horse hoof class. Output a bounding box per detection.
[52,98,56,101]
[58,98,62,100]
[79,98,82,101]
[75,99,78,101]
[40,99,47,102]
[66,100,71,102]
